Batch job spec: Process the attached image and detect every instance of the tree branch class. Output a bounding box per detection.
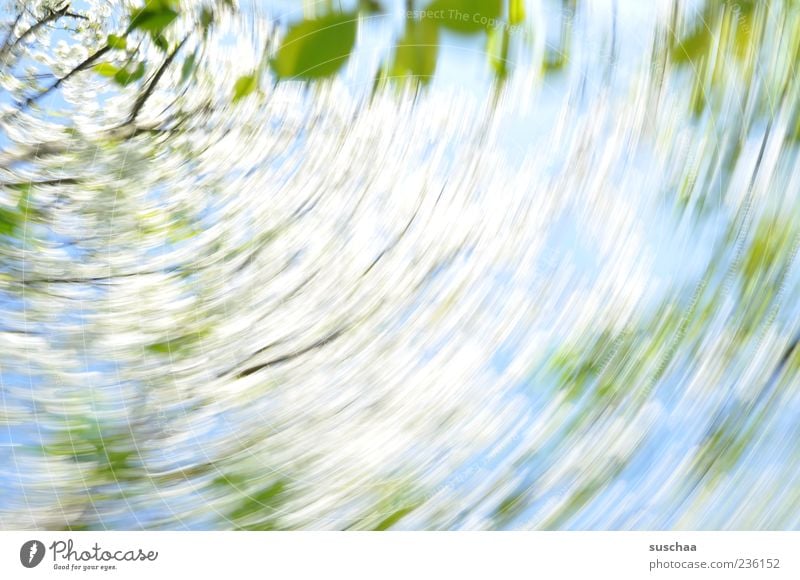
[0,11,24,57]
[0,177,80,189]
[20,44,111,109]
[126,35,190,125]
[16,268,177,285]
[0,4,77,61]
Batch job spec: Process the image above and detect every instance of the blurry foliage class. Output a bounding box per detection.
[361,480,424,530]
[145,328,211,357]
[232,71,260,101]
[667,0,771,117]
[270,11,358,80]
[270,0,534,87]
[488,25,511,80]
[1,0,799,531]
[0,0,553,114]
[542,0,573,74]
[534,210,800,528]
[40,420,141,486]
[129,0,179,39]
[212,474,290,530]
[0,183,35,241]
[383,17,440,84]
[428,0,502,34]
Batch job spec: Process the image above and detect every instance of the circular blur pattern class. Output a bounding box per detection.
[0,0,799,530]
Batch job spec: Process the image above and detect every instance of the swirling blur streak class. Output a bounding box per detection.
[0,0,799,530]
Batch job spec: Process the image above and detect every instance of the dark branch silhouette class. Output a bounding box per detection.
[127,35,190,125]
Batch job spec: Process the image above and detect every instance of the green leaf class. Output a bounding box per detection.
[493,491,527,525]
[113,62,146,86]
[427,0,502,35]
[0,206,18,237]
[0,184,42,239]
[95,62,119,77]
[230,481,286,519]
[374,505,416,530]
[181,52,197,84]
[201,8,214,33]
[145,330,206,355]
[107,34,128,50]
[270,12,357,80]
[387,17,439,84]
[232,73,259,102]
[153,34,170,52]
[129,1,179,36]
[358,0,382,14]
[8,182,32,198]
[671,26,711,65]
[543,49,567,74]
[488,25,510,80]
[509,0,525,25]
